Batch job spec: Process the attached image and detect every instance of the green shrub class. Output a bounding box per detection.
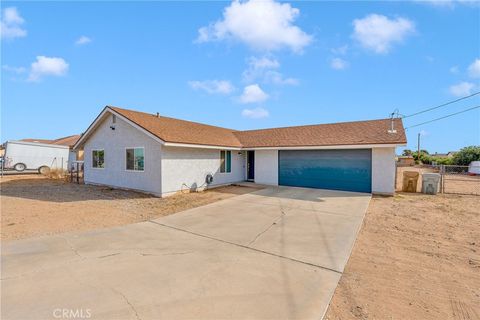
[452,146,480,165]
[431,157,454,165]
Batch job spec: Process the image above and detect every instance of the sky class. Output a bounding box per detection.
[1,0,479,153]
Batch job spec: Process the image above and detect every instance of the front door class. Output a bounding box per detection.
[247,151,255,181]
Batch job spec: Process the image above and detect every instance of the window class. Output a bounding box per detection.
[126,148,144,171]
[92,150,104,168]
[220,150,231,173]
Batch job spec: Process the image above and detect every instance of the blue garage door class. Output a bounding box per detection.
[278,149,372,193]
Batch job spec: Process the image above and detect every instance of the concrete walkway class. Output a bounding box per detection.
[1,186,371,320]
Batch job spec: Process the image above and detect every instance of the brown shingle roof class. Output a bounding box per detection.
[51,135,81,147]
[20,135,81,148]
[110,106,243,148]
[107,106,406,148]
[234,118,406,148]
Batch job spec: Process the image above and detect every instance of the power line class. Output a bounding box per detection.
[402,91,480,119]
[405,105,480,129]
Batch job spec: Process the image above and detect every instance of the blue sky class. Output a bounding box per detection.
[1,0,479,153]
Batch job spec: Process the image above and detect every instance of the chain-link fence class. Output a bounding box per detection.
[440,165,480,196]
[396,164,479,195]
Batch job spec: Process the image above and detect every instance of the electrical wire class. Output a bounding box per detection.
[402,91,480,119]
[405,105,480,129]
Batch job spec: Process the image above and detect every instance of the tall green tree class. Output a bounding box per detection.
[453,146,480,165]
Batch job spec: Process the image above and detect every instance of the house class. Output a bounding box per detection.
[432,151,457,158]
[73,106,407,196]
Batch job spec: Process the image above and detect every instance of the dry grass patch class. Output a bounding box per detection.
[0,175,261,241]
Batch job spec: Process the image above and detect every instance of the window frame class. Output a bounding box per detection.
[125,147,145,172]
[220,150,232,173]
[92,149,105,169]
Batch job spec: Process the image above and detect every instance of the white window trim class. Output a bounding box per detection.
[92,149,105,169]
[219,150,232,174]
[125,147,145,172]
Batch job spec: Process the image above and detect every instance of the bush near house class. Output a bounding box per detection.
[452,146,480,166]
[413,146,480,166]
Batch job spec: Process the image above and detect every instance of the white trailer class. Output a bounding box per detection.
[3,140,70,173]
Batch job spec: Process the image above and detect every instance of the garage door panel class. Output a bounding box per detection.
[278,149,372,193]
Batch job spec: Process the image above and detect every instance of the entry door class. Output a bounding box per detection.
[278,149,372,193]
[247,151,255,180]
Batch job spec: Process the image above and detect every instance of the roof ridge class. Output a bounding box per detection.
[108,105,239,133]
[235,118,399,134]
[53,134,80,142]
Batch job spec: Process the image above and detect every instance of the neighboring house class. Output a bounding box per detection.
[432,151,457,158]
[74,106,407,196]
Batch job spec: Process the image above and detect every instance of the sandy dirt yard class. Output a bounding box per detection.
[0,175,260,241]
[325,193,480,320]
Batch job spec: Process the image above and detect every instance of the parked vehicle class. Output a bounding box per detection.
[468,161,480,175]
[2,140,70,173]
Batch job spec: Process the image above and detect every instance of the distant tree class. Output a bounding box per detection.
[402,149,413,156]
[452,146,480,165]
[433,157,454,165]
[420,149,430,155]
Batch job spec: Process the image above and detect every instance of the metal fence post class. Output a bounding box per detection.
[440,164,444,194]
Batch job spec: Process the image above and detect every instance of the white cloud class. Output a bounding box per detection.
[331,45,348,55]
[0,7,27,39]
[242,56,298,85]
[2,64,26,74]
[188,80,235,95]
[420,130,429,136]
[196,0,312,53]
[449,81,475,97]
[239,84,269,103]
[330,58,349,70]
[249,56,280,70]
[467,58,480,78]
[449,66,459,74]
[28,56,69,82]
[352,14,415,54]
[75,35,92,45]
[419,0,479,8]
[242,56,279,82]
[264,71,299,85]
[242,107,269,119]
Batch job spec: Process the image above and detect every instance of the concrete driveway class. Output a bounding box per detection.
[1,186,371,320]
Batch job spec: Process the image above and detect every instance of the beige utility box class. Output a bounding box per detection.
[402,171,419,192]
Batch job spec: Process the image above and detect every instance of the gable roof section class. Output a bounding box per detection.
[75,105,406,149]
[51,135,81,147]
[110,107,243,148]
[21,135,80,148]
[234,118,406,148]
